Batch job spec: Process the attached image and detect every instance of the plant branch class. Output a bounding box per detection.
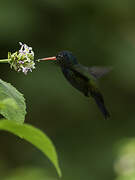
[0,59,11,63]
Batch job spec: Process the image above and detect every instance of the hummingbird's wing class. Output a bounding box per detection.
[70,64,94,80]
[82,66,112,79]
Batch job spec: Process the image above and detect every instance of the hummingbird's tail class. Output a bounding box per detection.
[92,91,110,119]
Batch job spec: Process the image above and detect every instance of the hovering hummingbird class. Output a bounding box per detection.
[39,51,111,119]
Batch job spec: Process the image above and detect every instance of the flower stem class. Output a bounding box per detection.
[0,59,11,63]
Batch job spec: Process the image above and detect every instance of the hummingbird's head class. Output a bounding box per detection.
[39,51,78,68]
[56,51,78,67]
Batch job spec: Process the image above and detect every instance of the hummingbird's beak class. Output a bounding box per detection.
[39,56,57,61]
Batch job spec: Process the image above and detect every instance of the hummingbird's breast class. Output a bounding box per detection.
[61,67,89,96]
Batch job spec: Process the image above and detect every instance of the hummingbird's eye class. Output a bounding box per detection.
[57,51,68,60]
[57,54,63,59]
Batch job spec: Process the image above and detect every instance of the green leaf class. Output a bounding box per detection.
[0,120,62,177]
[0,79,26,123]
[0,98,18,109]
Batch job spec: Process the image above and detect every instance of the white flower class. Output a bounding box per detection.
[22,67,28,75]
[19,42,34,58]
[8,42,35,75]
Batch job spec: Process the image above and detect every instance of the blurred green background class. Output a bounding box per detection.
[0,0,135,179]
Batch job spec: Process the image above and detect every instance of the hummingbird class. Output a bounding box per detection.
[39,51,111,119]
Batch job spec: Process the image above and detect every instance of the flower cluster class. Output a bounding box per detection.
[8,42,35,75]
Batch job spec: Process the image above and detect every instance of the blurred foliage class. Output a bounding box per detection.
[114,138,135,180]
[0,0,135,180]
[3,166,56,180]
